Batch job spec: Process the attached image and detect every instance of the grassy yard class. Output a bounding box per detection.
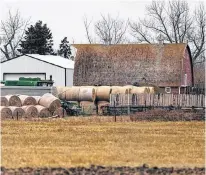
[1,117,205,168]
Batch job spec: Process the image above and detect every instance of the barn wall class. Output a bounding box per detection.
[181,48,193,86]
[0,55,67,86]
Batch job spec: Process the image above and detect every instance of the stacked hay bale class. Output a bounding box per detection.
[38,93,63,117]
[55,86,97,115]
[0,106,12,119]
[22,105,38,119]
[52,85,159,116]
[96,86,111,115]
[35,105,51,118]
[18,95,37,106]
[0,93,64,120]
[5,95,22,107]
[9,106,25,119]
[0,96,9,106]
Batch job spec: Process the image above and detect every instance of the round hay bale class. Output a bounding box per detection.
[80,101,96,114]
[0,106,12,119]
[51,86,58,97]
[96,86,112,102]
[18,95,37,105]
[80,101,95,107]
[111,86,129,94]
[79,87,96,102]
[0,96,9,106]
[32,96,41,104]
[140,86,155,94]
[35,105,51,118]
[97,101,110,115]
[39,93,61,113]
[55,86,66,98]
[22,105,38,118]
[5,95,22,107]
[59,86,80,101]
[123,86,133,93]
[9,106,25,119]
[53,107,67,118]
[130,87,148,94]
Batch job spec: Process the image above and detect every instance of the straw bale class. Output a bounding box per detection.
[9,106,25,119]
[35,105,51,118]
[39,93,61,113]
[5,95,22,107]
[96,86,112,102]
[80,101,96,114]
[111,86,129,94]
[59,86,80,101]
[22,105,38,118]
[55,86,66,98]
[53,107,67,118]
[0,106,12,119]
[0,96,9,106]
[79,87,96,102]
[32,96,41,104]
[18,95,37,105]
[51,86,58,97]
[130,87,148,94]
[97,101,110,115]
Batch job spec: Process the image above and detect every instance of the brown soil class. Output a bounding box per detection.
[1,165,205,175]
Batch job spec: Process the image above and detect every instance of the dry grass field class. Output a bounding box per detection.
[1,117,205,169]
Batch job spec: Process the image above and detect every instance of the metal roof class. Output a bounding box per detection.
[26,54,74,69]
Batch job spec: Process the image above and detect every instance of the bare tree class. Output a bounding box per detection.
[83,14,129,45]
[83,16,93,44]
[130,1,205,63]
[0,10,30,60]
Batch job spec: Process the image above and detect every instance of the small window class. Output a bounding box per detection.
[165,87,171,93]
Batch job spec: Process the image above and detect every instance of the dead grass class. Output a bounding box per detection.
[1,117,205,168]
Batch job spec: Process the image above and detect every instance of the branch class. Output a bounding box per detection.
[83,16,93,44]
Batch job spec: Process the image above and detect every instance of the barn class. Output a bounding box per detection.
[73,43,194,94]
[0,54,74,86]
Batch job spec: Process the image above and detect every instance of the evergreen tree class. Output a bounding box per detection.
[58,37,71,58]
[20,21,54,55]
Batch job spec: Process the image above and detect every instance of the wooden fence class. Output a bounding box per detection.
[110,94,205,108]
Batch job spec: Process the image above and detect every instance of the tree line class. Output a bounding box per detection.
[0,0,205,64]
[0,16,71,60]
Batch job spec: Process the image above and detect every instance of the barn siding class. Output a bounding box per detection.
[182,48,193,86]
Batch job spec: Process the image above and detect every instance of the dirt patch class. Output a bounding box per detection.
[1,165,205,175]
[130,109,205,121]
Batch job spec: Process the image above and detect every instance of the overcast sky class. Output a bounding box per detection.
[0,0,202,49]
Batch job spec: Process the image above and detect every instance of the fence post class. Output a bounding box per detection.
[127,94,130,115]
[114,101,116,122]
[62,107,64,118]
[17,111,18,121]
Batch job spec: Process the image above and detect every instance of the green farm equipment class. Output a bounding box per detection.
[1,77,54,87]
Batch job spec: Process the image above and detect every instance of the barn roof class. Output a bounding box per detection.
[73,43,192,87]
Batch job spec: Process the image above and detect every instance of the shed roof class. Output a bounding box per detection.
[73,43,192,87]
[1,54,74,69]
[26,54,74,69]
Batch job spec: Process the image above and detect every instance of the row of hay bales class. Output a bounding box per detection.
[0,94,66,119]
[52,85,156,114]
[53,85,156,102]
